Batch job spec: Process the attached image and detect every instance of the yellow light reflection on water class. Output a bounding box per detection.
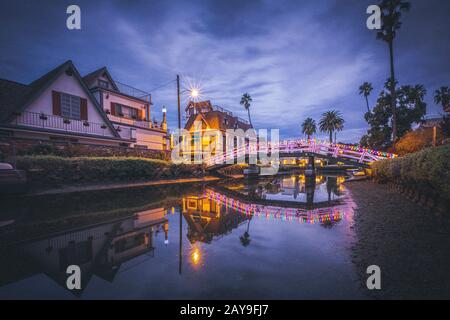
[191,247,202,266]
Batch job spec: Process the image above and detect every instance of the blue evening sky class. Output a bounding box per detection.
[0,0,449,142]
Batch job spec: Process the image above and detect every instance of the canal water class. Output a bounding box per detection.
[0,174,366,299]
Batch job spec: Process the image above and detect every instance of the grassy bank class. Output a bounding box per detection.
[16,155,205,185]
[371,144,450,199]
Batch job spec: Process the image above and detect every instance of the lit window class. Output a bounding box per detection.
[60,93,81,120]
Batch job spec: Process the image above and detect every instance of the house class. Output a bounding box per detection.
[182,100,252,156]
[0,60,167,150]
[182,192,250,244]
[184,100,251,133]
[83,67,167,150]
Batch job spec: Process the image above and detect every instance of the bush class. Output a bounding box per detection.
[16,155,204,185]
[21,143,62,156]
[394,128,435,156]
[372,144,450,199]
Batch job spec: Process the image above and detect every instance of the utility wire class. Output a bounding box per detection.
[148,79,177,93]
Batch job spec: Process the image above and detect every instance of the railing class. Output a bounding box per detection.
[212,105,250,125]
[115,81,152,102]
[202,139,396,167]
[108,114,165,131]
[205,189,353,224]
[12,111,135,140]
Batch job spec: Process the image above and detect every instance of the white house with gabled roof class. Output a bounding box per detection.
[0,60,168,150]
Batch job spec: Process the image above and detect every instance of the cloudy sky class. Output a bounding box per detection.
[0,0,449,142]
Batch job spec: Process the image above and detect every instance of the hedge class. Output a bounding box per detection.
[16,155,205,185]
[371,144,450,199]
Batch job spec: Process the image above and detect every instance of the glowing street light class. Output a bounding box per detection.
[190,88,199,98]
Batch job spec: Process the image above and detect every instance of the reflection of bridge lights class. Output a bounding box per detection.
[205,189,353,225]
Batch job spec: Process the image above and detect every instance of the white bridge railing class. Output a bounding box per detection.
[203,139,396,167]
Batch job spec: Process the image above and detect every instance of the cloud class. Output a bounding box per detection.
[1,0,449,143]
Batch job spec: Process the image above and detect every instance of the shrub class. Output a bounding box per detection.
[394,128,440,156]
[372,144,450,198]
[16,155,205,185]
[22,143,62,156]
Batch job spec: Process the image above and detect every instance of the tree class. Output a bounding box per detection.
[434,86,450,111]
[376,0,411,142]
[319,110,345,144]
[360,81,427,149]
[359,82,373,113]
[301,117,317,141]
[240,93,253,127]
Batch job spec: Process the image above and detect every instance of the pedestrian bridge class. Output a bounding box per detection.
[204,139,396,170]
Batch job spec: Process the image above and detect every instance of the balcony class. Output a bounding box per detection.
[115,81,152,103]
[10,111,135,141]
[108,114,165,131]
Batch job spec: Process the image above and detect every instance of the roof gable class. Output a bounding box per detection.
[83,67,119,91]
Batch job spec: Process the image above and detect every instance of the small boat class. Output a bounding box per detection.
[0,162,28,194]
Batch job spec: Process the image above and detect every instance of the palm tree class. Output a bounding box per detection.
[319,110,345,144]
[240,93,253,127]
[359,82,373,113]
[301,117,317,141]
[376,0,411,142]
[434,86,450,111]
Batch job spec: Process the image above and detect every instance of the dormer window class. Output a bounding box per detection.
[98,79,109,89]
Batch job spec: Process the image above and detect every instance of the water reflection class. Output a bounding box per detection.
[0,208,168,296]
[0,174,359,299]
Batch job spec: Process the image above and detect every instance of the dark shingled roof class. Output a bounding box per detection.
[0,79,33,122]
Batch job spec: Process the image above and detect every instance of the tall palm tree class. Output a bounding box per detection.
[376,0,411,142]
[319,110,345,144]
[301,117,317,141]
[240,93,253,127]
[359,82,373,113]
[434,86,450,111]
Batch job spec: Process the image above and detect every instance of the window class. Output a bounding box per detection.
[60,93,81,120]
[98,79,109,89]
[116,104,139,119]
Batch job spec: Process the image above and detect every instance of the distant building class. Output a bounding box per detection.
[0,60,167,150]
[184,100,251,133]
[418,115,443,130]
[182,100,252,156]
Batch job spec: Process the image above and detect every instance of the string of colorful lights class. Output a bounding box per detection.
[205,189,354,225]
